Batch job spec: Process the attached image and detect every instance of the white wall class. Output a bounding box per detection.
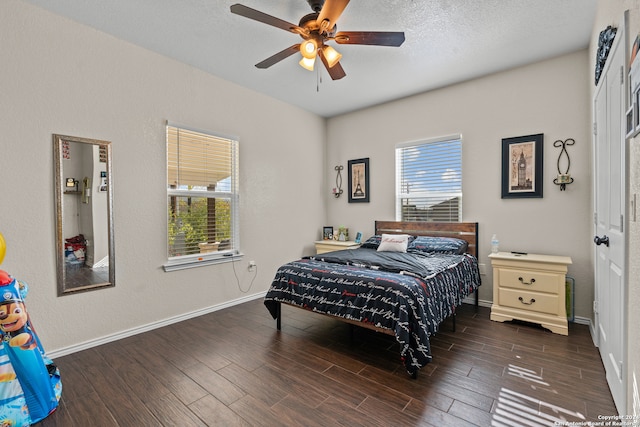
[0,0,325,352]
[326,51,593,317]
[591,0,640,417]
[90,144,109,267]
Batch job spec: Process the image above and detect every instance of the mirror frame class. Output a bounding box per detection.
[54,134,115,295]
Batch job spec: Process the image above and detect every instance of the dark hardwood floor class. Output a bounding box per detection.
[64,264,109,289]
[37,299,617,426]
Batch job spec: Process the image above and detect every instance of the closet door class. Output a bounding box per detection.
[593,21,626,414]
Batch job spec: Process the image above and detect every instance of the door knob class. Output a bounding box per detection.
[594,235,610,247]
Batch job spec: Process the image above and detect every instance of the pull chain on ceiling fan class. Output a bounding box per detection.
[230,0,405,80]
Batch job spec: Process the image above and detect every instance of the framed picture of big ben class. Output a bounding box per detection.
[501,134,543,199]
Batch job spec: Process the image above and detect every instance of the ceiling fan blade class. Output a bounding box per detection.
[230,4,304,34]
[316,0,350,32]
[255,44,300,69]
[335,31,405,47]
[318,49,346,80]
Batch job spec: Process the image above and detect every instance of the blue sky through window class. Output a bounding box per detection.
[398,138,461,209]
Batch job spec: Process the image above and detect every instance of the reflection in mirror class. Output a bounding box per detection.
[54,134,114,295]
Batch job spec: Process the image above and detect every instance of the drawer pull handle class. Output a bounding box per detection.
[518,297,536,305]
[518,277,536,285]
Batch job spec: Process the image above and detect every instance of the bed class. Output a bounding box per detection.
[264,221,481,377]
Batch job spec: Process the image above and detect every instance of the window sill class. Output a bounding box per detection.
[163,252,244,272]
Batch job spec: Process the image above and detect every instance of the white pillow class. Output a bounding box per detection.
[377,234,410,253]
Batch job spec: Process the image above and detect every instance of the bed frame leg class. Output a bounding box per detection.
[276,302,282,330]
[452,312,456,332]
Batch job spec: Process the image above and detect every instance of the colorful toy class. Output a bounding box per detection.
[0,233,61,426]
[0,233,5,265]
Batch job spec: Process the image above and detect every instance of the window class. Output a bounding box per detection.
[164,123,239,271]
[396,135,462,222]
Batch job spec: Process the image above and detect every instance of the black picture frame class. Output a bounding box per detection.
[348,158,369,203]
[501,134,544,199]
[322,226,333,240]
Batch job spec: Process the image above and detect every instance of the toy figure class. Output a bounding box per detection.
[0,232,61,425]
[0,283,37,351]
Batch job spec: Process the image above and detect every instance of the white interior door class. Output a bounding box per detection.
[593,25,626,414]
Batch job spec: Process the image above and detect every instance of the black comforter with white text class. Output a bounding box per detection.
[264,248,481,374]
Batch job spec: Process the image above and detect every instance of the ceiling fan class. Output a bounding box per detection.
[230,0,405,80]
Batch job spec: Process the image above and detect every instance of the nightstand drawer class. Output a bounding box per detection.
[498,268,559,293]
[498,288,559,315]
[314,240,361,254]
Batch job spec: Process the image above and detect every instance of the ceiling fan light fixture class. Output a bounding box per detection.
[300,39,318,59]
[322,45,342,68]
[230,2,406,81]
[299,55,316,71]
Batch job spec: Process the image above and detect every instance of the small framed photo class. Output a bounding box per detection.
[348,158,369,203]
[501,134,544,199]
[355,232,363,244]
[322,226,333,240]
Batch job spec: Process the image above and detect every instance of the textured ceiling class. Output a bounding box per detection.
[22,0,596,117]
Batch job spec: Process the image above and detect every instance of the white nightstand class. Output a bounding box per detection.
[489,252,572,335]
[314,240,361,254]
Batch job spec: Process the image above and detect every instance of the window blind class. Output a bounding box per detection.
[166,125,239,262]
[396,136,462,222]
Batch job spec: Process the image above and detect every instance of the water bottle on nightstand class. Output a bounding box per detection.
[491,234,499,254]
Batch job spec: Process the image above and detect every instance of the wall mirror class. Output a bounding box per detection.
[54,134,114,295]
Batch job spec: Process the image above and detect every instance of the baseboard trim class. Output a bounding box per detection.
[462,296,493,308]
[47,291,267,359]
[572,315,591,326]
[48,293,595,359]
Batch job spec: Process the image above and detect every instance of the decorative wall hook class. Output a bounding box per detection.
[333,165,344,198]
[552,138,575,190]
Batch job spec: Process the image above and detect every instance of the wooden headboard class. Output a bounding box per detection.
[374,221,479,258]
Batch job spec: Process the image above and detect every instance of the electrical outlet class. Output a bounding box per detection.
[248,260,256,271]
[478,263,487,275]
